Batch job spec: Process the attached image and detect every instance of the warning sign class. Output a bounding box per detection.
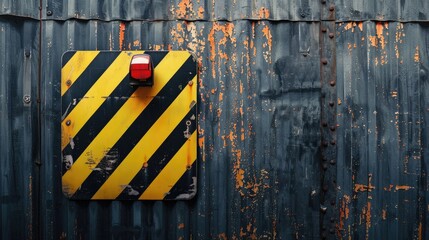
[61,51,197,200]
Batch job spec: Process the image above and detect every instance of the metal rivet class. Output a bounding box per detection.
[143,162,149,168]
[330,126,336,131]
[188,80,193,86]
[66,80,72,86]
[329,33,335,39]
[330,80,336,86]
[330,160,336,165]
[47,10,53,16]
[329,101,335,107]
[66,120,71,126]
[323,163,328,170]
[186,165,192,170]
[321,58,328,65]
[25,50,30,58]
[23,95,31,104]
[323,184,328,192]
[329,5,335,11]
[320,205,327,213]
[321,0,326,4]
[322,28,327,33]
[330,140,336,145]
[322,121,328,127]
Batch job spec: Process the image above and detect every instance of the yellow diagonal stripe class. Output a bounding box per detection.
[61,51,143,151]
[62,52,192,197]
[140,131,197,200]
[61,51,99,96]
[92,75,197,199]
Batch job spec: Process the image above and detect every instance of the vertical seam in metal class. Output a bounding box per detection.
[34,0,43,239]
[319,0,337,239]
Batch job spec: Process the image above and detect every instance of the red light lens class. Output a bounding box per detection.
[130,54,152,80]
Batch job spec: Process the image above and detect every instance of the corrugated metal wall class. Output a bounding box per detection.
[0,0,428,239]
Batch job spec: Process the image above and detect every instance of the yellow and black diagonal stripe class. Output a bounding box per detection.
[61,51,197,200]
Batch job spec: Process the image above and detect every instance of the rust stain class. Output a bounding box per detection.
[382,209,387,220]
[358,22,363,31]
[363,201,371,238]
[418,222,422,240]
[197,6,204,18]
[383,184,394,191]
[375,22,387,50]
[337,195,351,233]
[262,25,272,49]
[176,0,193,18]
[234,150,245,189]
[369,36,378,48]
[178,223,185,229]
[119,22,125,50]
[395,185,413,191]
[218,233,227,240]
[208,22,236,78]
[354,183,375,192]
[414,46,420,62]
[257,7,270,18]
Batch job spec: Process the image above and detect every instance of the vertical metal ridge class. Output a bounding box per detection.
[320,0,337,238]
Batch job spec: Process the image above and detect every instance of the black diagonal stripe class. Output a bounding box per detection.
[117,106,197,200]
[61,52,120,118]
[61,51,76,68]
[71,56,196,199]
[164,160,197,200]
[61,52,168,174]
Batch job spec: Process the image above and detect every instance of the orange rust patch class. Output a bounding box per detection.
[208,22,236,78]
[382,209,387,220]
[369,36,378,47]
[414,46,420,62]
[395,185,413,191]
[176,0,193,18]
[419,222,422,240]
[197,6,204,18]
[219,233,227,240]
[357,22,363,31]
[257,7,270,18]
[178,223,185,229]
[354,184,375,192]
[262,25,272,50]
[337,195,351,232]
[376,22,387,49]
[383,184,394,191]
[363,202,371,236]
[119,22,125,50]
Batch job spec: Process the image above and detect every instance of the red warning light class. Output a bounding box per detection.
[130,54,152,80]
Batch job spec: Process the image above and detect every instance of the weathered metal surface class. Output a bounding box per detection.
[0,17,39,240]
[42,0,320,21]
[0,0,429,239]
[336,21,429,240]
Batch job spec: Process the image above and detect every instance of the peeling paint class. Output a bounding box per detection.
[414,46,420,62]
[119,22,125,50]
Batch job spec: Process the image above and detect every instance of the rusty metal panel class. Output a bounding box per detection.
[0,17,39,239]
[40,20,323,239]
[336,22,429,239]
[42,0,320,21]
